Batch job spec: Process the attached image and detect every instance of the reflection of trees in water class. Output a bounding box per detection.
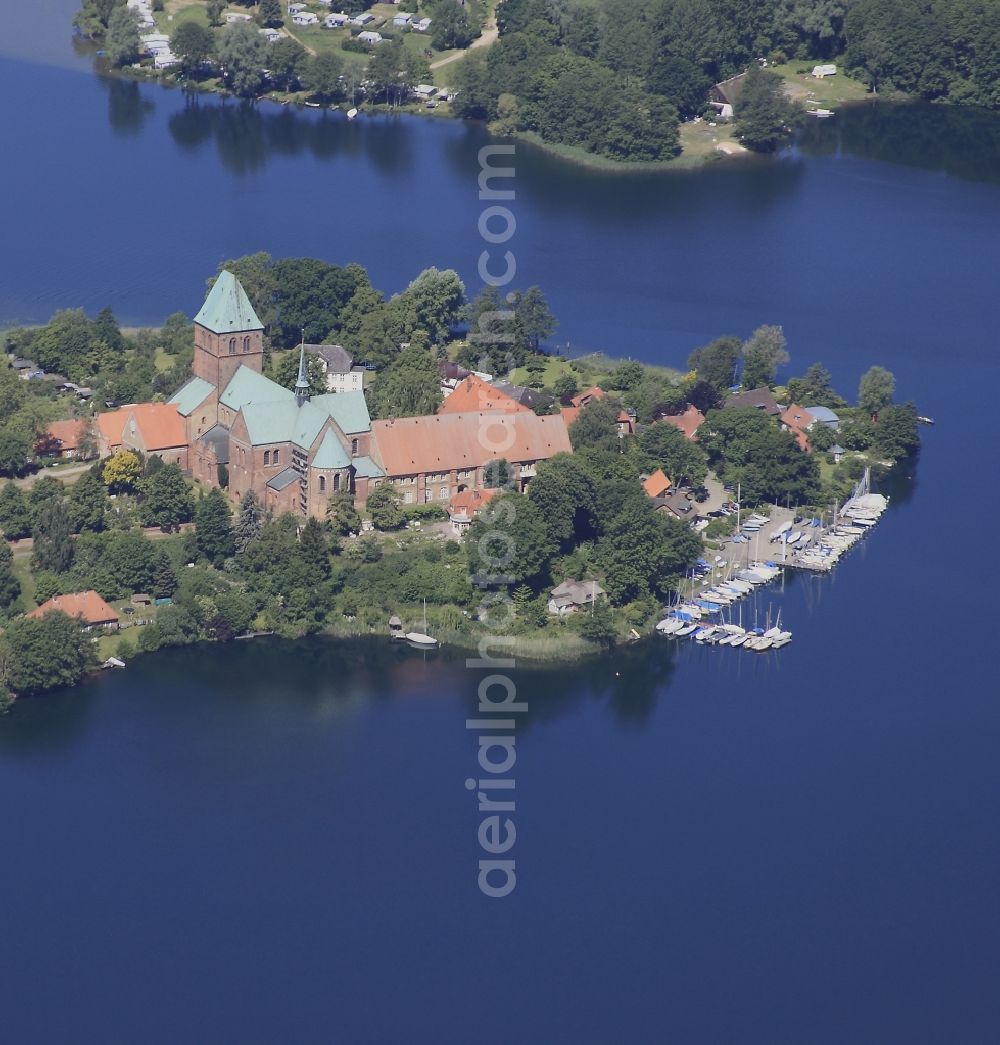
[164,98,418,176]
[797,102,1000,185]
[103,76,154,135]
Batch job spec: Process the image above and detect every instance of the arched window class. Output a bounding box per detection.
[333,473,341,493]
[273,450,279,466]
[319,475,326,492]
[229,338,236,355]
[351,438,359,456]
[264,451,270,466]
[243,336,250,353]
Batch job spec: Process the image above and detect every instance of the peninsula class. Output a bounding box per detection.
[0,255,921,707]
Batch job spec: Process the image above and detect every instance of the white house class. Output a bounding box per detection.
[288,2,307,12]
[393,12,413,26]
[292,11,319,25]
[325,12,348,27]
[412,17,432,32]
[259,27,283,42]
[350,12,375,25]
[225,12,252,23]
[303,344,365,394]
[413,84,437,98]
[812,64,837,78]
[547,580,605,617]
[358,30,383,43]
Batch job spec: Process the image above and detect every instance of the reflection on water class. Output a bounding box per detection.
[798,101,1000,184]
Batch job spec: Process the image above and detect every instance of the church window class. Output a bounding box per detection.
[243,337,250,353]
[273,450,279,466]
[319,475,326,492]
[264,451,270,466]
[333,473,341,493]
[229,338,236,355]
[351,439,359,456]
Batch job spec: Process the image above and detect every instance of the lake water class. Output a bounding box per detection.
[2,6,1000,1043]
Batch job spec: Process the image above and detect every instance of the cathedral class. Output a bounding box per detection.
[168,272,573,520]
[169,271,384,517]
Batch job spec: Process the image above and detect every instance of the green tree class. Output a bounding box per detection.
[0,483,32,540]
[217,21,268,98]
[786,362,845,408]
[367,484,405,531]
[328,491,362,536]
[465,490,556,586]
[234,489,265,553]
[858,365,895,418]
[870,403,920,459]
[67,472,110,533]
[195,488,234,565]
[138,462,195,531]
[512,286,558,351]
[688,335,742,391]
[735,64,798,152]
[303,51,344,100]
[0,427,32,477]
[268,37,307,91]
[171,21,216,75]
[206,0,226,27]
[392,268,466,345]
[103,449,142,493]
[741,324,790,388]
[638,422,709,488]
[31,497,74,573]
[105,4,141,67]
[527,452,595,549]
[569,397,623,453]
[298,517,331,579]
[273,351,326,395]
[580,599,616,648]
[0,564,21,611]
[258,0,283,28]
[369,344,442,419]
[0,612,97,696]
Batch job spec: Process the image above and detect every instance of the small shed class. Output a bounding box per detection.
[292,12,319,25]
[828,443,845,464]
[131,593,152,606]
[358,30,382,44]
[812,64,837,78]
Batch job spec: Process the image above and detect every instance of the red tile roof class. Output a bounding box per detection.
[448,487,499,519]
[780,404,815,431]
[570,385,606,408]
[372,411,571,477]
[44,418,87,452]
[28,590,119,626]
[661,404,705,441]
[643,469,673,498]
[439,374,530,415]
[96,403,187,452]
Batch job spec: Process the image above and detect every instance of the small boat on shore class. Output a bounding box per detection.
[405,600,440,650]
[347,107,359,120]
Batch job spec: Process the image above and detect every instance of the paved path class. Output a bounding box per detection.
[12,462,92,489]
[430,19,498,71]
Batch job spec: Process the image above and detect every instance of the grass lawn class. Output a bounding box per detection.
[509,351,683,393]
[772,63,874,108]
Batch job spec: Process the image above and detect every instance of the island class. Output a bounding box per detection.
[0,255,922,708]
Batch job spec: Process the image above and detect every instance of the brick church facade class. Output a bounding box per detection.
[167,272,572,520]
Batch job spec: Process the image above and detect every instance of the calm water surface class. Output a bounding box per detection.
[1,5,999,1043]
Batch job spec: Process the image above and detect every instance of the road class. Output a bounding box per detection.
[431,19,498,71]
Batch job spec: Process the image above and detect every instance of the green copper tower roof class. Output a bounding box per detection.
[194,271,264,334]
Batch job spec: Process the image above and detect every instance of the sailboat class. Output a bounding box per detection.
[406,599,440,649]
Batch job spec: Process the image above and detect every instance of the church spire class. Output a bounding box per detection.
[295,334,310,407]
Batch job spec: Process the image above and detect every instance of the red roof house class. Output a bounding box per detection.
[28,590,119,629]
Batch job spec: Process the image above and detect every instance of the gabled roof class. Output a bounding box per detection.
[492,381,553,412]
[439,374,529,416]
[304,343,353,373]
[44,418,86,451]
[570,385,606,408]
[643,469,672,498]
[661,404,705,440]
[550,579,604,604]
[312,392,372,435]
[194,271,264,334]
[780,404,815,431]
[169,376,215,416]
[448,487,498,519]
[312,429,351,470]
[266,466,300,492]
[241,400,327,449]
[352,455,384,479]
[372,411,571,477]
[220,366,294,412]
[28,590,118,626]
[724,387,781,415]
[806,405,840,426]
[96,403,186,451]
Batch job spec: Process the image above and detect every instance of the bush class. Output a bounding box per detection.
[401,503,448,523]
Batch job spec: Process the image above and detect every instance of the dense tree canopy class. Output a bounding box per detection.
[0,612,97,696]
[368,345,442,420]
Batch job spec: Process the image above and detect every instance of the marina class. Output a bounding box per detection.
[656,470,889,649]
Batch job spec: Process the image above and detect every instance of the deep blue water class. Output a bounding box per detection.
[2,6,1000,1043]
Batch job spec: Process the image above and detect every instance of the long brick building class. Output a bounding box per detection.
[165,272,571,518]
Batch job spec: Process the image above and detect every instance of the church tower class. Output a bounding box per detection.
[192,270,265,392]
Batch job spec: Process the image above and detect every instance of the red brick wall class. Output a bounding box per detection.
[193,324,263,390]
